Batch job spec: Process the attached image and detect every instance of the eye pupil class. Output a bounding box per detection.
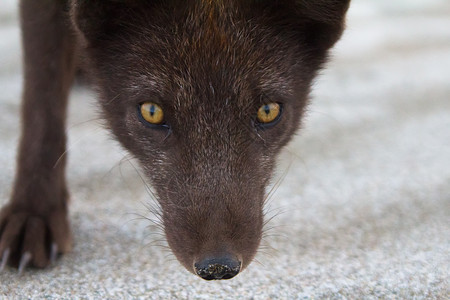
[264,105,271,115]
[150,105,156,116]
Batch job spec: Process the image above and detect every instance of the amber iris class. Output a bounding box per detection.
[257,103,281,124]
[140,102,164,125]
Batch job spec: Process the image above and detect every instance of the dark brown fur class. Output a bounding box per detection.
[0,0,350,279]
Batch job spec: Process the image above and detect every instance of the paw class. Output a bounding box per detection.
[0,204,71,273]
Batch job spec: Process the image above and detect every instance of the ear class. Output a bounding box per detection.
[295,0,351,51]
[69,0,137,45]
[256,0,350,53]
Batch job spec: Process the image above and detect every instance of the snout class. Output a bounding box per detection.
[161,183,264,280]
[194,255,241,280]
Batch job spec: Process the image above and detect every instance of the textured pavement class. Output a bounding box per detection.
[0,0,449,298]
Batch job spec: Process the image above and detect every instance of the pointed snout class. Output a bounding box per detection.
[194,255,241,280]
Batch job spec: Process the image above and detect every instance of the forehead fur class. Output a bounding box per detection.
[102,1,302,107]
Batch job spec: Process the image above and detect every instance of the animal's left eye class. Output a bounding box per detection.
[139,102,164,125]
[256,103,282,126]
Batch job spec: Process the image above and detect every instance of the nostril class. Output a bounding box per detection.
[194,257,241,280]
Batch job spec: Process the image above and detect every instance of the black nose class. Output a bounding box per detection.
[194,256,241,280]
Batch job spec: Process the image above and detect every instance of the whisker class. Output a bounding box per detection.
[252,257,266,267]
[238,119,266,145]
[144,240,171,250]
[142,232,166,242]
[263,158,293,207]
[123,212,163,230]
[105,93,122,105]
[100,153,130,182]
[284,147,309,173]
[307,108,341,124]
[68,117,103,130]
[53,127,103,169]
[262,231,289,240]
[164,253,177,261]
[263,207,286,228]
[123,156,158,201]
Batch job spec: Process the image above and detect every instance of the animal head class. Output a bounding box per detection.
[70,0,350,280]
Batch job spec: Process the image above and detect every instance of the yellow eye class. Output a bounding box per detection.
[140,102,164,125]
[257,103,281,124]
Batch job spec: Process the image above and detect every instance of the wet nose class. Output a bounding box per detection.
[194,256,241,280]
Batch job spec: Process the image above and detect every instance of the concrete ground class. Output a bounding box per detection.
[0,0,449,299]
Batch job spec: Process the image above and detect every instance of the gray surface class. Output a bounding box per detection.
[1,0,449,298]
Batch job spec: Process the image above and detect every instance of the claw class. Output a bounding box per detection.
[18,252,32,275]
[50,243,58,265]
[0,248,10,271]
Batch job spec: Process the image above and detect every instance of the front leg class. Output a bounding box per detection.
[0,0,76,271]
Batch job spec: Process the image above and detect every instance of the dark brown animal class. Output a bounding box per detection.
[0,0,350,280]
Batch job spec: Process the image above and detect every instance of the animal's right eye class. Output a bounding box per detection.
[256,103,282,128]
[139,102,164,125]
